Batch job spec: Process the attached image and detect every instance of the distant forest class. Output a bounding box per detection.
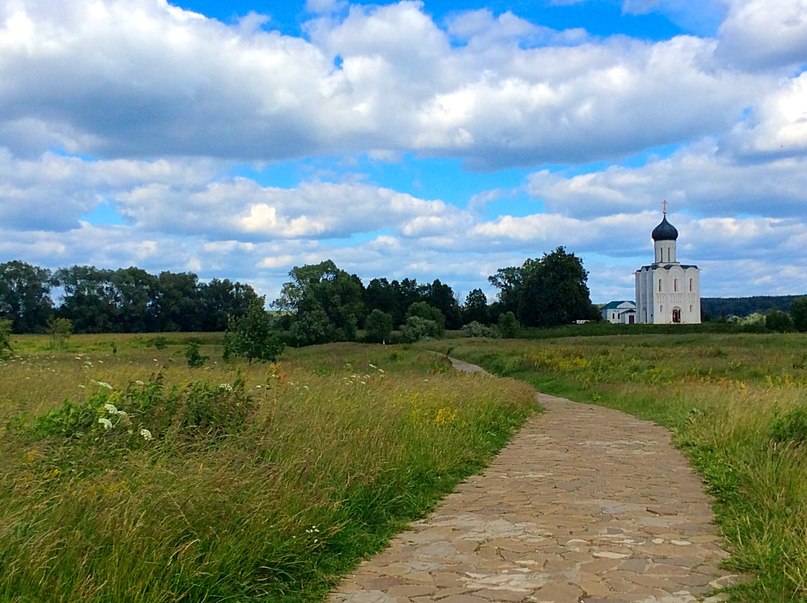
[701,296,806,320]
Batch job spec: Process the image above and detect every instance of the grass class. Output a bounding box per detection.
[430,333,807,602]
[0,336,537,602]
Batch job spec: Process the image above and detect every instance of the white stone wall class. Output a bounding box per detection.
[635,264,701,324]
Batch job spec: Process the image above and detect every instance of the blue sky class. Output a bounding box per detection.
[1,0,806,304]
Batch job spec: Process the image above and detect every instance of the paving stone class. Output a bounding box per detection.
[328,360,738,603]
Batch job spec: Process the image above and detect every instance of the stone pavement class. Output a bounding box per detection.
[328,360,739,603]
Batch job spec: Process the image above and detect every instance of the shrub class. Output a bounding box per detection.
[461,321,500,338]
[400,316,441,342]
[497,311,520,338]
[770,406,807,447]
[765,310,793,332]
[0,318,11,359]
[185,341,208,367]
[225,299,284,363]
[791,297,807,332]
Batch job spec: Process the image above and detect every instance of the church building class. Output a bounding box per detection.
[635,203,701,324]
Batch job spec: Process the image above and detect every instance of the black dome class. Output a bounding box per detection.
[652,215,678,241]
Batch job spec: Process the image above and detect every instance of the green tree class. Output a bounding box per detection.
[422,279,462,329]
[47,317,74,350]
[55,265,117,333]
[199,279,260,331]
[400,315,441,342]
[462,289,489,325]
[497,311,519,338]
[0,261,54,333]
[110,267,159,332]
[766,309,793,332]
[0,318,12,359]
[406,301,445,335]
[224,298,284,363]
[364,309,393,343]
[153,271,203,332]
[791,297,807,332]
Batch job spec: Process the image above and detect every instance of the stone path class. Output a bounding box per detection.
[329,361,738,603]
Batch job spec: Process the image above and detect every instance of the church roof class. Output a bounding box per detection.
[652,214,678,241]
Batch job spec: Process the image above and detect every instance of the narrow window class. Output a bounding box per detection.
[674,279,678,292]
[658,279,662,292]
[689,278,693,292]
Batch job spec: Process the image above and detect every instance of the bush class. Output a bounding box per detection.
[400,316,441,342]
[791,297,807,332]
[765,310,793,332]
[185,341,208,368]
[497,311,520,338]
[461,321,500,338]
[224,299,284,363]
[0,318,11,359]
[406,302,445,335]
[770,406,807,447]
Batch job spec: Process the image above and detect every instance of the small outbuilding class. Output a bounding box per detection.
[601,300,637,324]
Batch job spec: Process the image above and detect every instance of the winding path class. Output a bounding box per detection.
[329,360,738,603]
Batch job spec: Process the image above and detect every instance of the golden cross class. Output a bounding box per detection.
[662,199,668,215]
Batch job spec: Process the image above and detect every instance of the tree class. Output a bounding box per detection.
[224,298,284,364]
[47,317,73,350]
[766,310,793,332]
[199,278,260,332]
[406,301,445,335]
[498,311,519,338]
[463,289,489,325]
[489,247,598,327]
[0,318,12,359]
[110,267,159,332]
[400,315,441,342]
[364,309,393,343]
[0,261,54,333]
[55,265,118,333]
[422,279,462,329]
[153,272,203,332]
[791,297,807,332]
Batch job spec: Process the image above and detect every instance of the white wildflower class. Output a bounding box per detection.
[92,380,113,390]
[139,428,153,441]
[98,417,113,430]
[368,363,377,369]
[135,380,144,386]
[219,383,233,391]
[103,403,119,414]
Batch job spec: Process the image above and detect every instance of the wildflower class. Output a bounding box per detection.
[98,417,113,430]
[135,380,144,386]
[219,383,233,391]
[103,403,119,415]
[368,363,377,369]
[92,380,113,390]
[139,428,153,441]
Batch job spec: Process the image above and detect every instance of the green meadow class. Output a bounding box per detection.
[0,334,536,602]
[433,333,807,602]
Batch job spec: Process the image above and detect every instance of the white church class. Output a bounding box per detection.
[634,204,701,324]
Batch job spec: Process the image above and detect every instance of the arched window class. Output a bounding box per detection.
[658,279,662,292]
[672,307,681,323]
[689,278,693,292]
[674,279,678,292]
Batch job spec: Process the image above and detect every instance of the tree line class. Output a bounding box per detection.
[0,247,601,343]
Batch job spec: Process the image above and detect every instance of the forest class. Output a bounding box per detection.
[0,247,600,344]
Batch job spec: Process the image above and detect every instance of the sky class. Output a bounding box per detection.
[1,0,806,305]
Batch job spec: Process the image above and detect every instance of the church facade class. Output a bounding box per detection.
[635,206,701,324]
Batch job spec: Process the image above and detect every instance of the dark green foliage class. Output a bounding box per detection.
[47,317,73,350]
[0,260,54,333]
[0,318,11,359]
[702,295,807,321]
[765,310,793,332]
[791,297,807,332]
[463,289,490,324]
[224,299,284,363]
[152,335,168,350]
[489,247,598,327]
[770,406,807,447]
[185,341,208,368]
[364,309,393,343]
[497,311,520,338]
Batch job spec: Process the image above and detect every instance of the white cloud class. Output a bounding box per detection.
[716,0,807,69]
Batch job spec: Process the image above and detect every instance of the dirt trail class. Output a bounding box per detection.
[329,359,737,602]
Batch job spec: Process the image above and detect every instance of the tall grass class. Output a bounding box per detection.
[435,333,807,602]
[0,338,536,602]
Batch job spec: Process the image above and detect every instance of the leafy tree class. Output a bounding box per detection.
[422,279,462,329]
[0,318,12,359]
[497,311,520,338]
[110,267,159,332]
[766,310,793,332]
[364,309,393,343]
[55,265,118,333]
[47,318,74,350]
[199,278,260,331]
[406,301,445,335]
[791,297,807,332]
[0,261,54,333]
[224,298,284,363]
[400,316,441,342]
[490,247,597,327]
[153,271,203,332]
[462,289,489,325]
[290,301,335,346]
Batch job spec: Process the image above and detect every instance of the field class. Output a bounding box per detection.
[431,333,807,602]
[0,334,537,602]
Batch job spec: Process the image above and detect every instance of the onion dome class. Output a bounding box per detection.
[652,214,678,241]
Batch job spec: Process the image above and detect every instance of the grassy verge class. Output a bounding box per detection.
[431,334,807,602]
[0,338,536,602]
